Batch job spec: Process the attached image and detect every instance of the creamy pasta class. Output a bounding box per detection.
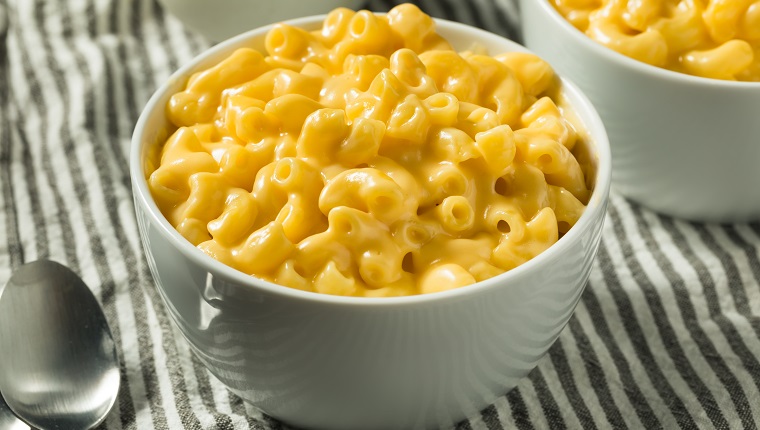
[551,0,760,81]
[148,3,593,297]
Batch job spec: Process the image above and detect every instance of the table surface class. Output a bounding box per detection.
[1,0,759,428]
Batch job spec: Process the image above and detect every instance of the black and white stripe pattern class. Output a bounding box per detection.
[1,0,759,428]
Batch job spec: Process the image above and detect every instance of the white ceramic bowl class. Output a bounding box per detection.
[131,15,612,430]
[520,0,760,222]
[157,0,364,42]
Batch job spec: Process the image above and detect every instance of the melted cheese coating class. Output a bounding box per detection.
[551,0,760,81]
[148,3,593,297]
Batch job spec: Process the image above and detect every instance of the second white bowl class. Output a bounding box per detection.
[520,0,760,222]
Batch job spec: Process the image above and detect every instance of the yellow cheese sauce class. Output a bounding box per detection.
[148,4,593,297]
[551,0,760,81]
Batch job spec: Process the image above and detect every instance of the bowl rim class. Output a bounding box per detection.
[530,0,760,88]
[130,14,612,307]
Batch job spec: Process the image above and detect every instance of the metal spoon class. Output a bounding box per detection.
[0,260,120,430]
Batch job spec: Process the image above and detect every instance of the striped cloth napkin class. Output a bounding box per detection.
[1,0,759,428]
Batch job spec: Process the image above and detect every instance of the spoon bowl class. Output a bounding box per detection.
[0,260,120,430]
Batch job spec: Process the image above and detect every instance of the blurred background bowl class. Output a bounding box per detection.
[131,15,612,430]
[519,0,760,222]
[157,0,365,41]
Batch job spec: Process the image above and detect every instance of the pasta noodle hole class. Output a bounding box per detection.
[538,154,553,167]
[293,262,308,278]
[402,252,415,273]
[452,205,468,221]
[268,28,286,52]
[429,95,451,108]
[274,161,292,183]
[331,211,356,235]
[373,195,394,209]
[337,219,353,234]
[408,225,428,244]
[497,220,511,233]
[494,177,508,195]
[350,15,368,38]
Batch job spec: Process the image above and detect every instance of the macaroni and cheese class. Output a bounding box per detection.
[148,4,593,297]
[550,0,760,81]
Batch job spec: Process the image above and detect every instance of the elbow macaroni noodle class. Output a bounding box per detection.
[551,0,760,81]
[148,4,594,297]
